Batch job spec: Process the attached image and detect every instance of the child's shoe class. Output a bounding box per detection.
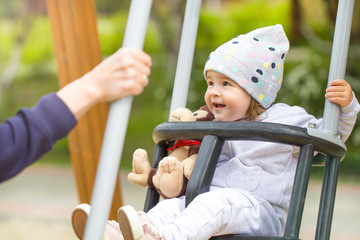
[118,205,164,240]
[71,203,124,240]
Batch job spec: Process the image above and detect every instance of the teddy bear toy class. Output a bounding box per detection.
[127,105,214,199]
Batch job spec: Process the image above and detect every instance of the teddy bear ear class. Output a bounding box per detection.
[195,105,215,121]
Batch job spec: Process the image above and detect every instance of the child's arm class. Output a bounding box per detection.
[325,79,353,107]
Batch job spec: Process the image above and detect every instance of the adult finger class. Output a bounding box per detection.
[127,48,152,67]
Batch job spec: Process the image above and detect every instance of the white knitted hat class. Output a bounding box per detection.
[204,24,290,109]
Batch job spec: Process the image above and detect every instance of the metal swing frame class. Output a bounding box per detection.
[84,0,355,239]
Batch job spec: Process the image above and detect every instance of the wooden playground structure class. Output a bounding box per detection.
[46,0,122,220]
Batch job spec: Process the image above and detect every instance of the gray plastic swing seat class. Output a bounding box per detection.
[143,121,345,240]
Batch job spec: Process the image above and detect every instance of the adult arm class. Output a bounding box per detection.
[0,93,76,182]
[0,48,151,182]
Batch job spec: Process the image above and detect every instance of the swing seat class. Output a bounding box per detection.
[143,121,346,240]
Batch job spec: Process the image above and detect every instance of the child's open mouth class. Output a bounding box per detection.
[213,102,225,110]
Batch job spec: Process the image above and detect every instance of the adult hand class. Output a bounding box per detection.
[57,48,152,119]
[83,48,152,102]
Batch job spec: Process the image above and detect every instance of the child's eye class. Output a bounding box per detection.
[223,81,231,86]
[207,81,214,86]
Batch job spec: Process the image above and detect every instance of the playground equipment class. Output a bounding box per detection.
[85,0,355,239]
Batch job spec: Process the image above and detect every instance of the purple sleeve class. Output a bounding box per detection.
[0,93,77,182]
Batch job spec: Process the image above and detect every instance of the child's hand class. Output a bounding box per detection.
[325,79,353,107]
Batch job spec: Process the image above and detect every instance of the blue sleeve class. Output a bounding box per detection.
[0,93,77,182]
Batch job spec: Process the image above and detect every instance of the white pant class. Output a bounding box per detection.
[147,188,284,240]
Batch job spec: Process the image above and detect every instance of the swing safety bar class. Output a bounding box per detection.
[84,1,152,239]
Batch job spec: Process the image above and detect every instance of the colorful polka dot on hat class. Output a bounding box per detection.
[204,24,290,109]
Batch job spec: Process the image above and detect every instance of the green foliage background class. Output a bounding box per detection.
[0,0,359,177]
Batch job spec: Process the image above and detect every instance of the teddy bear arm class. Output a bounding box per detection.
[168,146,190,162]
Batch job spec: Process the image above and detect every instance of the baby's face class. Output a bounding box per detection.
[205,71,251,121]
